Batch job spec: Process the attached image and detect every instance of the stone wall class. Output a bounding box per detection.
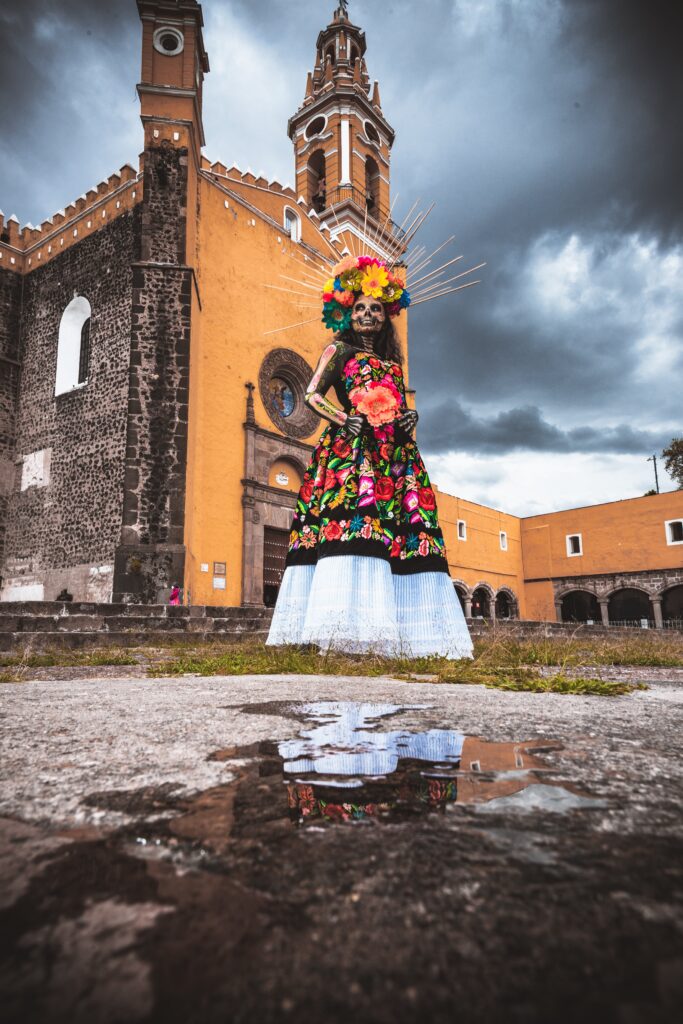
[552,567,683,628]
[113,142,191,602]
[0,210,140,601]
[0,267,22,573]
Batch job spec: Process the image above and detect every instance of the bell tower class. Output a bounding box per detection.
[288,3,397,255]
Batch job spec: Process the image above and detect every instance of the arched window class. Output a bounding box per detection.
[284,207,301,243]
[55,296,92,395]
[365,155,380,214]
[307,149,327,211]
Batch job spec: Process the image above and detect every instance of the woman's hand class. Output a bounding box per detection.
[343,414,364,437]
[397,410,419,434]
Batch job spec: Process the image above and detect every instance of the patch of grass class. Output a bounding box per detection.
[146,640,645,696]
[471,630,683,669]
[0,649,138,669]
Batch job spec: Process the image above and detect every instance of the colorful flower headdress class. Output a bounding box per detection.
[321,254,411,333]
[264,200,485,337]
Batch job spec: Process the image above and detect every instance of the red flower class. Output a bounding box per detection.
[418,487,436,510]
[391,364,402,377]
[333,437,351,458]
[300,479,314,503]
[323,803,349,820]
[324,469,337,491]
[418,538,430,556]
[375,476,395,501]
[390,536,404,558]
[368,356,381,368]
[323,520,343,541]
[379,442,394,460]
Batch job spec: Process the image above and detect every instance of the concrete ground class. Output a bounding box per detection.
[1,673,682,1024]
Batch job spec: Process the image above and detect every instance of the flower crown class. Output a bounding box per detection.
[321,254,411,332]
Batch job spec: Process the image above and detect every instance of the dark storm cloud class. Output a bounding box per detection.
[420,400,672,456]
[0,0,680,486]
[557,0,683,240]
[0,0,137,224]
[0,0,133,129]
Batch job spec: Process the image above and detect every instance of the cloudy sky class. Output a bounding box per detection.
[1,0,681,514]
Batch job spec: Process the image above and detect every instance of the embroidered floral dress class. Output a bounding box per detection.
[267,348,473,659]
[288,352,447,572]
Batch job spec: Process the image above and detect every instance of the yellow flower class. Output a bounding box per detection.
[360,265,389,297]
[323,277,336,293]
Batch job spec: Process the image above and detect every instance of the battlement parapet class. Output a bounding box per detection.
[203,158,297,201]
[0,161,143,274]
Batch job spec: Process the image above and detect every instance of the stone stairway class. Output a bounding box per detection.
[0,602,274,651]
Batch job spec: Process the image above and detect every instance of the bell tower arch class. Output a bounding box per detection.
[288,3,397,256]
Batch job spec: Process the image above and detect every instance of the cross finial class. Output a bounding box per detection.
[336,1,349,18]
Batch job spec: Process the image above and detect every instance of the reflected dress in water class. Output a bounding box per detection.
[267,350,473,659]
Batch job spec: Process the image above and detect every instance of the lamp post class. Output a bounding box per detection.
[647,454,660,494]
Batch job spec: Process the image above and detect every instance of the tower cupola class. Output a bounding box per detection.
[288,2,396,255]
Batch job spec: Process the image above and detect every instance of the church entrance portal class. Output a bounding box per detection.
[263,528,290,607]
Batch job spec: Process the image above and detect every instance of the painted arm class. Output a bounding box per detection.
[305,343,364,435]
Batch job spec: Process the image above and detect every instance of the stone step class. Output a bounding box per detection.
[0,629,270,653]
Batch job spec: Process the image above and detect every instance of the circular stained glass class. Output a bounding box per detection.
[268,377,295,418]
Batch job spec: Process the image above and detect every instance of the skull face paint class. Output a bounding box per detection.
[350,295,386,340]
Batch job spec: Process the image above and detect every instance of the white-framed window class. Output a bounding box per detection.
[499,530,508,551]
[55,295,91,395]
[153,26,184,56]
[283,206,301,242]
[566,533,583,557]
[665,519,683,545]
[457,520,467,541]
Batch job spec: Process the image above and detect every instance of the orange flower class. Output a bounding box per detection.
[351,384,400,426]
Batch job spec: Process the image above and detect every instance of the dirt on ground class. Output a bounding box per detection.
[1,676,682,1024]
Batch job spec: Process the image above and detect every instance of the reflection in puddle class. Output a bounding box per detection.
[278,702,580,826]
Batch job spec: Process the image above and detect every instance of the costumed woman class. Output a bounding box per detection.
[267,254,473,659]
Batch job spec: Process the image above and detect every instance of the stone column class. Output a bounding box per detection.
[554,600,563,623]
[650,596,664,629]
[464,597,473,619]
[598,598,610,627]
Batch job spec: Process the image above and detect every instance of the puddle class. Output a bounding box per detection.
[271,701,588,825]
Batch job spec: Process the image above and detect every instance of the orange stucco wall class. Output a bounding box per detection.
[521,492,683,580]
[184,174,406,605]
[435,488,527,615]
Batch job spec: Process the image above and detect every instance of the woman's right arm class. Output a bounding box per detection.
[305,343,363,435]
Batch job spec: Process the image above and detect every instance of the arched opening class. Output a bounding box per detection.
[325,44,335,66]
[495,591,514,619]
[471,586,491,619]
[365,155,380,215]
[307,149,326,212]
[454,584,467,614]
[561,590,600,623]
[55,295,92,396]
[268,457,303,493]
[350,43,360,64]
[662,585,683,625]
[283,207,300,243]
[608,588,652,625]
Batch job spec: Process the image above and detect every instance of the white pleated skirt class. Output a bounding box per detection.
[266,555,473,660]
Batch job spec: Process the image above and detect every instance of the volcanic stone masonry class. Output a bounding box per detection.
[1,209,140,602]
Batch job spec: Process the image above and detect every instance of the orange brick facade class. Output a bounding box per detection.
[1,1,681,623]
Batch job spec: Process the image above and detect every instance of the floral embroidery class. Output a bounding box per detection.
[286,352,447,569]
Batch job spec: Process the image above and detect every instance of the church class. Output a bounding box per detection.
[0,0,681,626]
